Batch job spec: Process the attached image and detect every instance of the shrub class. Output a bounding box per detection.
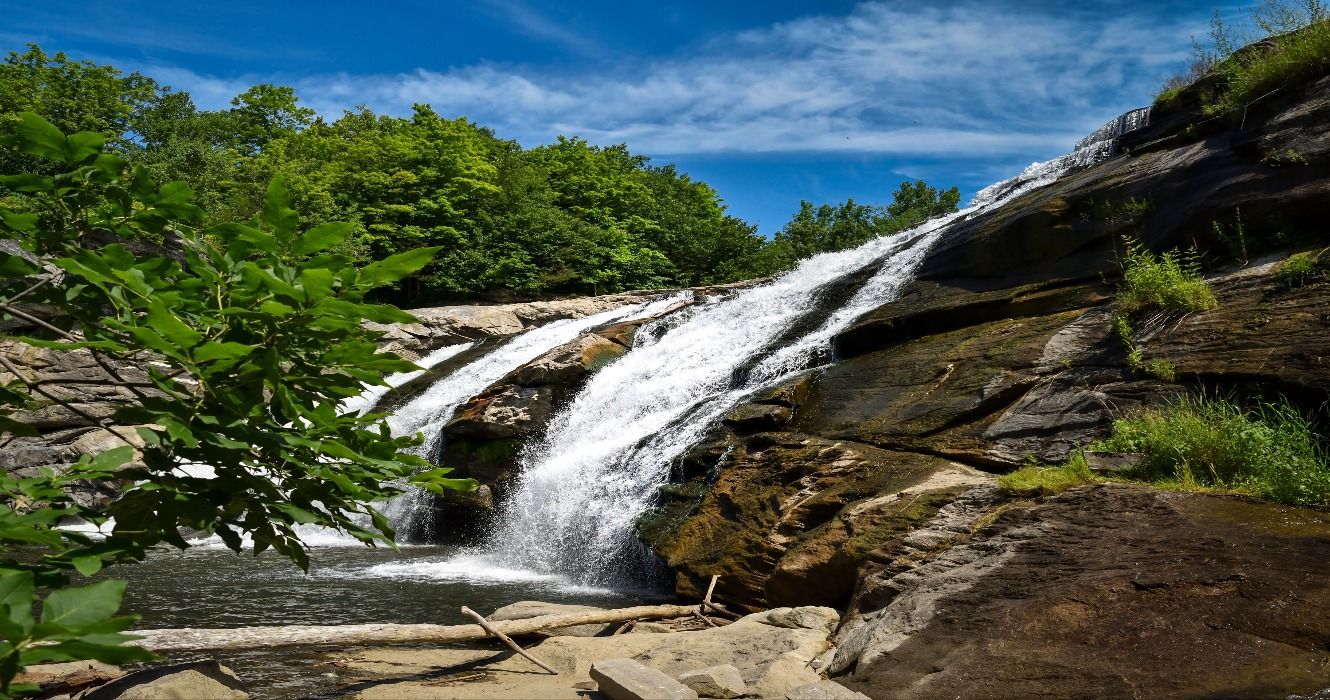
[997,454,1096,497]
[1279,249,1326,287]
[1117,238,1218,314]
[1208,17,1330,115]
[1095,395,1330,508]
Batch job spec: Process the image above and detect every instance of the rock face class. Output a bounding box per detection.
[832,485,1330,699]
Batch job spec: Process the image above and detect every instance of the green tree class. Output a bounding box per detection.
[0,114,473,695]
[228,84,315,155]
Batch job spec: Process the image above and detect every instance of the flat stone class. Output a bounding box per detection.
[762,607,840,634]
[677,665,746,698]
[590,658,698,700]
[786,680,872,699]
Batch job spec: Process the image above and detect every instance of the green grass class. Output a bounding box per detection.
[1117,239,1218,314]
[1279,249,1327,287]
[1208,19,1330,115]
[997,453,1096,497]
[1096,395,1330,508]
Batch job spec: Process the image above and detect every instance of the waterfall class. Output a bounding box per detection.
[374,294,691,539]
[473,111,1152,585]
[352,105,1154,580]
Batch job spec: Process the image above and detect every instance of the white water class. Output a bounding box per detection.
[375,294,692,539]
[340,342,477,417]
[468,123,1147,586]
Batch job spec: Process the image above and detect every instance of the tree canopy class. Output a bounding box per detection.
[1,43,961,305]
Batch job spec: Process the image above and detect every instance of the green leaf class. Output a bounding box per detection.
[294,222,354,256]
[193,341,256,364]
[144,300,202,348]
[262,180,299,245]
[0,173,53,193]
[0,570,35,630]
[0,210,39,233]
[10,112,66,161]
[63,131,106,164]
[259,300,295,316]
[299,268,335,300]
[71,556,103,577]
[40,580,126,628]
[357,247,442,288]
[87,447,134,472]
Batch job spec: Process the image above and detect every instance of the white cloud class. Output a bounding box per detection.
[131,2,1204,161]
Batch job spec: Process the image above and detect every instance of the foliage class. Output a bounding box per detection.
[2,45,967,304]
[996,453,1096,497]
[1279,249,1327,287]
[0,113,475,694]
[1116,238,1217,314]
[1155,1,1330,114]
[757,181,961,273]
[1095,394,1330,508]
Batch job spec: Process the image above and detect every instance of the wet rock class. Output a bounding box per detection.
[722,403,792,431]
[590,658,698,700]
[508,333,627,387]
[652,432,990,610]
[786,680,872,700]
[76,661,247,699]
[677,664,746,698]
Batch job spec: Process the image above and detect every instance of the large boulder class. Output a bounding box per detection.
[76,661,247,700]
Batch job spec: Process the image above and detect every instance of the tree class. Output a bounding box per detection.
[228,84,315,155]
[0,114,474,696]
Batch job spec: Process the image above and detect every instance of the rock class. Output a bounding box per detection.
[590,658,698,700]
[651,432,989,610]
[14,660,122,696]
[337,608,831,698]
[786,680,872,700]
[677,664,746,698]
[488,600,615,638]
[76,661,247,699]
[761,606,840,634]
[832,484,1330,699]
[628,621,675,634]
[1082,451,1142,472]
[508,333,628,387]
[722,403,792,431]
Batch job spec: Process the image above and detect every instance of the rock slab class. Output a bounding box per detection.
[676,664,746,698]
[591,658,699,700]
[76,661,247,699]
[786,680,873,700]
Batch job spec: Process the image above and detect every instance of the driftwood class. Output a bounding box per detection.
[130,603,704,652]
[460,606,557,675]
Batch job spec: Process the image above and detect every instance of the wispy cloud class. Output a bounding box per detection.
[476,0,604,57]
[128,2,1205,161]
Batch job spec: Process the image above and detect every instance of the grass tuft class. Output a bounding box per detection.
[1095,395,1330,508]
[997,453,1096,497]
[1117,238,1217,314]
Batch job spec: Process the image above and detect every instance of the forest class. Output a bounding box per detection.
[0,45,960,305]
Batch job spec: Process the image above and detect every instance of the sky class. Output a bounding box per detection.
[1,0,1238,233]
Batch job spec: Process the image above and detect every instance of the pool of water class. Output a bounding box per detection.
[115,542,653,698]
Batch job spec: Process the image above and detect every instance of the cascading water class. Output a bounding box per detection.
[466,111,1153,586]
[374,294,692,539]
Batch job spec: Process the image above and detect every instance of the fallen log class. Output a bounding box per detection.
[460,606,557,675]
[129,603,706,652]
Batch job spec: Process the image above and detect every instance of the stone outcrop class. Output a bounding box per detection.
[830,485,1330,699]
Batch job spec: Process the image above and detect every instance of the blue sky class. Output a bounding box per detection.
[2,0,1236,233]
